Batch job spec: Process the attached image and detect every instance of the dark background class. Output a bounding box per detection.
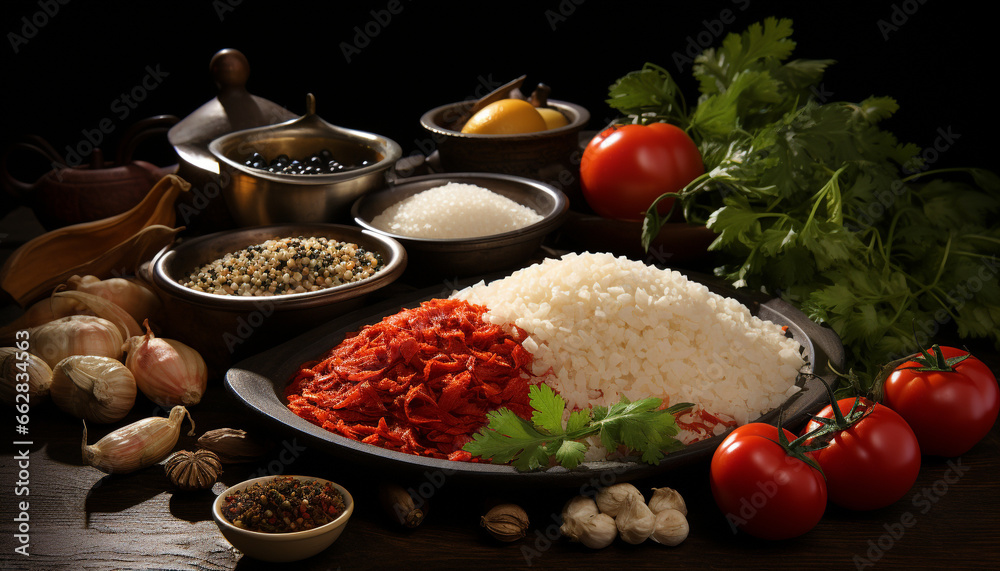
[1,0,996,204]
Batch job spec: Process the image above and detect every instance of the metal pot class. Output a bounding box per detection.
[167,48,297,234]
[209,93,402,227]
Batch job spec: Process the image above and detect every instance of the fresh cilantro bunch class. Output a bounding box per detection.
[607,17,1000,391]
[462,383,689,471]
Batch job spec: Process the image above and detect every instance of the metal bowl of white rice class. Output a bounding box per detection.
[351,173,568,277]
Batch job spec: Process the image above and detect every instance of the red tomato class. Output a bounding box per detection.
[883,346,999,457]
[710,423,827,540]
[579,122,704,222]
[802,398,921,511]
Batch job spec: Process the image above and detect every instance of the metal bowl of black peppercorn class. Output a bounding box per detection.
[209,93,402,227]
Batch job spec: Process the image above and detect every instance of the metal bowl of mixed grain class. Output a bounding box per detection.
[351,172,568,278]
[144,223,406,367]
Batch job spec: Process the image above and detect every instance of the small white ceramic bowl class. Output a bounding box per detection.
[212,475,354,562]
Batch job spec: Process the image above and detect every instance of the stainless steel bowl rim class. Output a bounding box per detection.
[148,223,407,311]
[351,172,569,246]
[209,115,403,185]
[419,99,590,140]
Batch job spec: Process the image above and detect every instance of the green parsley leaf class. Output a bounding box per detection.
[528,383,565,434]
[462,385,690,471]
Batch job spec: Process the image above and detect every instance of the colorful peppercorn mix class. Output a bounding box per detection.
[220,476,346,533]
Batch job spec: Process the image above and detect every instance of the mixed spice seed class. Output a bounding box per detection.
[182,236,383,296]
[220,476,346,533]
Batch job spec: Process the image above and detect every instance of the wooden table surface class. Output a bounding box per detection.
[1,211,998,571]
[2,360,998,571]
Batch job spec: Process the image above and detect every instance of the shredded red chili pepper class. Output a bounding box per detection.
[285,299,535,460]
[676,408,738,440]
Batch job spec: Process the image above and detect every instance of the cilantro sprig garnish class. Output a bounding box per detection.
[607,17,1000,391]
[462,383,691,472]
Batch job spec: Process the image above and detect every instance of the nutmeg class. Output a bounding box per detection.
[481,503,529,542]
[164,449,222,491]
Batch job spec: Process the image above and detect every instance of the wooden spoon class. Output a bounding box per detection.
[451,75,527,130]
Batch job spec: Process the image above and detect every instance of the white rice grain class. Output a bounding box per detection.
[370,182,543,239]
[450,252,805,426]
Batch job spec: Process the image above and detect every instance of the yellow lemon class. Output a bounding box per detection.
[460,98,548,135]
[536,107,569,130]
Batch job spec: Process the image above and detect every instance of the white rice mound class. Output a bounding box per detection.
[370,182,544,239]
[450,252,805,426]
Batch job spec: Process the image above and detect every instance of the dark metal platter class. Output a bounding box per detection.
[225,269,845,487]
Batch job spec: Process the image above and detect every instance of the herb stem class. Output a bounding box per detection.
[900,167,976,184]
[964,234,1000,247]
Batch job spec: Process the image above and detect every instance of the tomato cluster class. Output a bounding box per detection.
[709,345,998,540]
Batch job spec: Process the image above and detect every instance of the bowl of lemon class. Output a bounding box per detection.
[419,85,589,193]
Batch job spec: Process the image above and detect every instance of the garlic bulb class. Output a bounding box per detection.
[595,482,644,517]
[648,487,688,516]
[82,405,195,474]
[30,315,125,368]
[50,355,136,423]
[616,495,656,544]
[0,348,53,405]
[650,508,689,546]
[52,289,142,340]
[122,320,207,407]
[65,275,160,325]
[562,495,600,521]
[560,512,617,549]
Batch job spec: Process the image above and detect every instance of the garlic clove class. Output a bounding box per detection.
[560,512,617,549]
[648,486,688,516]
[0,348,53,405]
[122,319,207,407]
[595,482,644,517]
[616,495,656,545]
[50,355,136,423]
[30,315,125,368]
[82,405,195,474]
[650,508,689,546]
